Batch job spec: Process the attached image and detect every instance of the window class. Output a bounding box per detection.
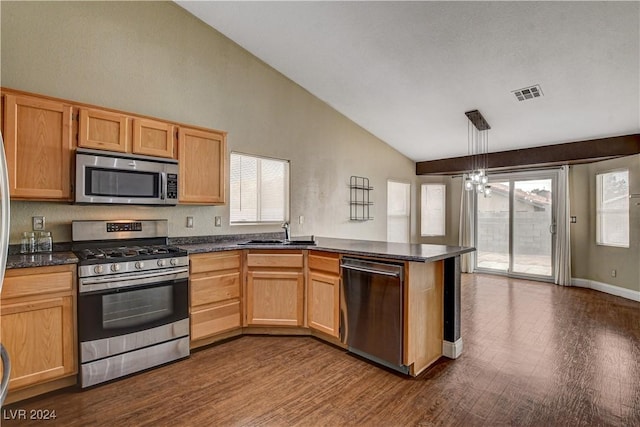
[387,181,411,243]
[421,184,446,236]
[596,170,629,247]
[230,153,290,224]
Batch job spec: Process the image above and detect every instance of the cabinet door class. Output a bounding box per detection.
[78,108,129,152]
[246,271,304,326]
[308,271,340,337]
[2,94,73,200]
[132,118,175,158]
[1,295,76,390]
[177,127,226,204]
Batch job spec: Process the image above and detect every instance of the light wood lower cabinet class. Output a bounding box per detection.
[307,252,340,338]
[245,251,305,327]
[0,264,77,403]
[189,252,242,348]
[403,260,444,376]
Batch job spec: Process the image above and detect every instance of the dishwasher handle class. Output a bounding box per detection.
[340,263,402,278]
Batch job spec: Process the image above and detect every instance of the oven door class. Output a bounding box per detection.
[78,277,188,343]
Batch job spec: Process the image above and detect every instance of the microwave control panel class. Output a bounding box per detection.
[167,174,178,200]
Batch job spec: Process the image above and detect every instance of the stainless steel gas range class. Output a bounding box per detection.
[72,220,189,388]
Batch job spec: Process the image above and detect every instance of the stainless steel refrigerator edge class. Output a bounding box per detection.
[340,257,409,374]
[0,132,12,404]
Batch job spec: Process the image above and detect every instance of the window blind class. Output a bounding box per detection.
[230,153,289,224]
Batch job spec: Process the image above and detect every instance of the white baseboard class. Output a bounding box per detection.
[442,339,463,359]
[571,277,640,302]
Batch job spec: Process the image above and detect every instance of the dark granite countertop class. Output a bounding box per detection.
[3,236,473,270]
[176,236,474,263]
[6,251,79,269]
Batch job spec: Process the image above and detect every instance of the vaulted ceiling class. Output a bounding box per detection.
[175,1,640,162]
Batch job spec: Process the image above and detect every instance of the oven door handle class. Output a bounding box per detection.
[80,267,189,288]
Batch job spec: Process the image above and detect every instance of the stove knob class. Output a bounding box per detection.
[111,263,121,272]
[157,259,166,267]
[135,261,145,270]
[94,265,104,274]
[170,258,178,266]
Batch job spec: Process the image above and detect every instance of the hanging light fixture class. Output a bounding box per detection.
[464,109,491,197]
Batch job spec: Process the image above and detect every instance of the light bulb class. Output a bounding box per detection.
[464,178,473,191]
[481,175,488,184]
[476,183,483,193]
[484,186,492,197]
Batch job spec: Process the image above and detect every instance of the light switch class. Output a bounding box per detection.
[214,216,222,227]
[186,217,194,228]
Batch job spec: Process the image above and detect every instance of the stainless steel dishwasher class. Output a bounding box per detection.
[340,257,408,374]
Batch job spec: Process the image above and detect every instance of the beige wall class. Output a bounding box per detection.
[1,1,416,243]
[570,155,640,292]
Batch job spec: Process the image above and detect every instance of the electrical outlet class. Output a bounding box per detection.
[186,217,194,228]
[214,216,222,227]
[570,216,577,223]
[32,216,45,231]
[611,269,617,278]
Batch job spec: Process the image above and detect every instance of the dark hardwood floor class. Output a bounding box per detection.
[3,274,639,426]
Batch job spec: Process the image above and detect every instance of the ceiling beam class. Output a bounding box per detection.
[416,134,640,175]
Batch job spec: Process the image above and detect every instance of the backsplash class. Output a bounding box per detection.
[8,201,285,244]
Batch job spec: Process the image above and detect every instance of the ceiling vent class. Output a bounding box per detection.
[512,84,543,101]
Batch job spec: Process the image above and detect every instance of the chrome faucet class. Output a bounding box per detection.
[282,222,290,242]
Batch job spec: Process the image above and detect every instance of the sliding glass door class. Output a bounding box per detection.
[475,171,556,280]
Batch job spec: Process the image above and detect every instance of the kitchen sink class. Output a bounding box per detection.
[237,239,317,246]
[237,239,284,245]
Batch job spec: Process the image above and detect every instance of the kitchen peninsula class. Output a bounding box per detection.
[1,235,472,404]
[176,236,474,376]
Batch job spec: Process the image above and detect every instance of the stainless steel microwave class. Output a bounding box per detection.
[75,149,178,205]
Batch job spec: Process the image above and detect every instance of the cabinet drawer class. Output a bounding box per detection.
[2,266,74,300]
[191,272,240,307]
[247,253,304,269]
[191,300,241,340]
[190,252,240,274]
[309,252,340,275]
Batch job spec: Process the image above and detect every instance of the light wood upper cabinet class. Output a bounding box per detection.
[2,93,73,200]
[132,118,175,158]
[177,127,226,205]
[307,252,340,338]
[78,108,129,153]
[1,264,77,402]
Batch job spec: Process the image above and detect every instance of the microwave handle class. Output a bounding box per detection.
[160,172,166,200]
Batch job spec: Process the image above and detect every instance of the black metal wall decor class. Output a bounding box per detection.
[349,176,373,221]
